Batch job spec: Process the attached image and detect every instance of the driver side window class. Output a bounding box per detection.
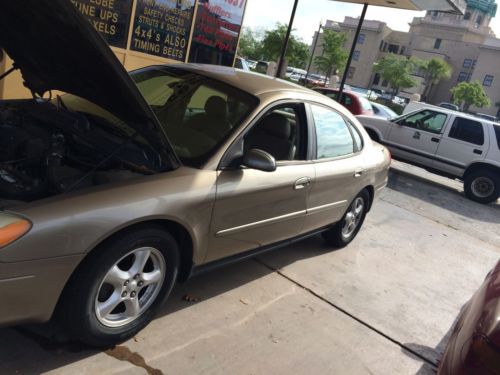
[397,110,447,134]
[244,104,307,162]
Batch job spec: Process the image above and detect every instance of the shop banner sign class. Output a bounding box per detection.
[131,0,196,61]
[71,0,133,49]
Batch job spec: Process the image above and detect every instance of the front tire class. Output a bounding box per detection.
[322,190,370,247]
[60,227,179,347]
[464,169,500,204]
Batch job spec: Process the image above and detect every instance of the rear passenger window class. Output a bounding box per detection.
[448,117,484,145]
[311,104,354,159]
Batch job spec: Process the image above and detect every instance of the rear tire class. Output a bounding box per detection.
[464,169,500,204]
[60,227,179,347]
[322,190,370,247]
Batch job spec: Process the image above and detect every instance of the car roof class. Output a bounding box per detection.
[172,63,325,98]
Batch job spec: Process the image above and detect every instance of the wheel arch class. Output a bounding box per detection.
[363,126,382,142]
[363,185,375,212]
[52,219,195,322]
[464,162,500,179]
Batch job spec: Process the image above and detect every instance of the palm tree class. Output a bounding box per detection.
[420,58,452,101]
[313,30,348,79]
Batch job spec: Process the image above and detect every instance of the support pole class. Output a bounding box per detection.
[276,0,299,78]
[305,22,322,84]
[338,3,368,100]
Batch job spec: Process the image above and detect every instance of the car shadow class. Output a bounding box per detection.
[400,304,464,374]
[0,235,336,375]
[387,167,500,224]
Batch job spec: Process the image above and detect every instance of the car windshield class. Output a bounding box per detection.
[131,67,259,167]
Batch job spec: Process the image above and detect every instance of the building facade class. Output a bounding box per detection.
[311,0,499,116]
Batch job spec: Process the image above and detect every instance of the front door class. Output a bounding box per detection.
[386,109,449,167]
[206,103,314,262]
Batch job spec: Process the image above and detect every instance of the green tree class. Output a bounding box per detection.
[420,58,452,100]
[374,54,419,99]
[259,23,309,68]
[450,81,491,111]
[313,30,348,78]
[237,28,261,60]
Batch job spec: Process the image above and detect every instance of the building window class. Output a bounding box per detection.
[464,11,471,20]
[353,50,360,61]
[379,40,384,51]
[358,33,366,44]
[463,58,473,68]
[483,74,494,87]
[383,42,387,52]
[381,79,388,87]
[388,44,399,54]
[400,46,406,55]
[458,72,468,82]
[347,67,356,79]
[472,59,477,68]
[434,38,442,49]
[476,15,483,27]
[373,73,381,85]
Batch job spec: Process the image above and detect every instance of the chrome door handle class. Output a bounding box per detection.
[294,177,311,190]
[354,169,364,178]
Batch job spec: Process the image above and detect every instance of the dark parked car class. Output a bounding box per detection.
[314,88,374,116]
[439,260,500,374]
[0,0,390,346]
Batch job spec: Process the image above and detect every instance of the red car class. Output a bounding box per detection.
[314,88,374,116]
[438,260,500,374]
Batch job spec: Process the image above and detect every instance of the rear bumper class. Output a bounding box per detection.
[0,255,83,326]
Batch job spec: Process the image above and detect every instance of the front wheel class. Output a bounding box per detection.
[464,170,500,204]
[60,227,179,347]
[322,190,370,247]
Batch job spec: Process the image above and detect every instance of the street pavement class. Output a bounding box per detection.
[1,160,499,374]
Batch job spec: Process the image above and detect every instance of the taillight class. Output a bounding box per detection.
[0,214,31,248]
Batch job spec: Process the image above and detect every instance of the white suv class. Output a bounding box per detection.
[357,105,500,204]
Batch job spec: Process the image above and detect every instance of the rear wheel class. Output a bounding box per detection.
[60,227,179,347]
[322,190,370,247]
[464,169,500,204]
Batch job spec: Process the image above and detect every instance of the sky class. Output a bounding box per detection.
[242,0,500,44]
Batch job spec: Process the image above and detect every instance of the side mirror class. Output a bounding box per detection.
[242,149,276,172]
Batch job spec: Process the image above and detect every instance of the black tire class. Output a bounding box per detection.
[59,226,179,347]
[322,189,370,247]
[464,169,500,204]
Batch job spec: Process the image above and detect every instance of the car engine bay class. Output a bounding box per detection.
[0,99,163,203]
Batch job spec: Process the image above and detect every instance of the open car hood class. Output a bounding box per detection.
[0,0,178,166]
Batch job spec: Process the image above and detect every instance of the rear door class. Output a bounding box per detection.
[303,103,366,232]
[434,116,488,176]
[386,109,449,167]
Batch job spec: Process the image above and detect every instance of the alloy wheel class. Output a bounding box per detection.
[94,247,166,328]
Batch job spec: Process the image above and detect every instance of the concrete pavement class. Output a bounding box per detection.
[1,161,499,374]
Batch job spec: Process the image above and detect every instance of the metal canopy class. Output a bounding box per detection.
[276,0,466,100]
